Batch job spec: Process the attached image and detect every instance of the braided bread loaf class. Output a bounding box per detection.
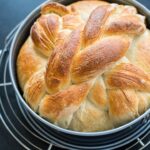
[17,1,150,132]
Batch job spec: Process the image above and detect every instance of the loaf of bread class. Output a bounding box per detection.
[17,1,150,132]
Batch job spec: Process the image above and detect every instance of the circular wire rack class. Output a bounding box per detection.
[0,23,150,150]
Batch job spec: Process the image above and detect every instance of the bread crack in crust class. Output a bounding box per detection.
[17,1,150,132]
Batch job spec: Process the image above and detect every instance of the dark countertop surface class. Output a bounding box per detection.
[0,0,150,150]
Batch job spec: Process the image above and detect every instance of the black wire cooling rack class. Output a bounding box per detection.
[0,24,150,150]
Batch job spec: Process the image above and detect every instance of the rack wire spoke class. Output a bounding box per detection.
[4,21,22,45]
[3,58,50,146]
[0,112,30,150]
[0,98,41,150]
[0,82,12,87]
[0,22,21,66]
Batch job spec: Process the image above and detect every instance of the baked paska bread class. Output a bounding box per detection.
[17,0,150,132]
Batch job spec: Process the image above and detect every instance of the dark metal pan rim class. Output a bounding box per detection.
[9,0,150,137]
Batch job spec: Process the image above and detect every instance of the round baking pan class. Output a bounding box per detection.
[9,0,150,149]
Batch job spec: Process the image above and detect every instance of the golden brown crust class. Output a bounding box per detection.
[45,28,82,94]
[63,13,84,30]
[71,36,129,83]
[83,5,114,46]
[39,82,91,123]
[89,77,108,110]
[128,30,150,73]
[108,89,139,126]
[68,1,109,21]
[24,70,46,111]
[17,1,150,132]
[30,14,60,56]
[41,2,70,16]
[106,63,150,92]
[107,15,145,35]
[69,100,114,131]
[137,92,149,114]
[115,5,137,14]
[17,38,46,89]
